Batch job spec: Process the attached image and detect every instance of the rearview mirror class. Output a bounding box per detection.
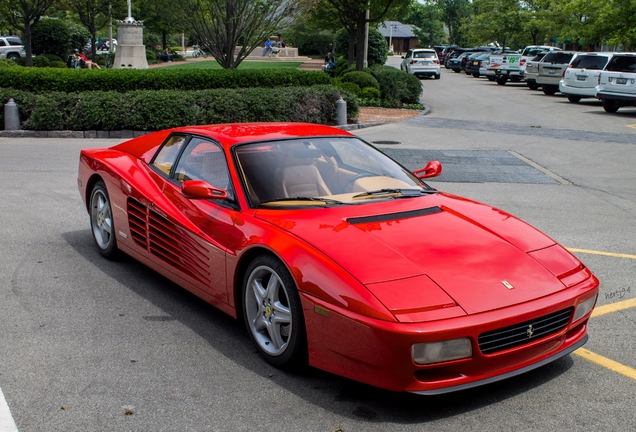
[413,160,442,179]
[181,180,228,200]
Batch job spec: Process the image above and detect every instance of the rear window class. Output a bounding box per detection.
[570,54,610,70]
[413,51,436,59]
[605,56,636,73]
[542,52,575,64]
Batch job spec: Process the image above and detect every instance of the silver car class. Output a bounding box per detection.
[0,36,25,61]
[559,52,614,103]
[536,51,578,95]
[400,49,441,79]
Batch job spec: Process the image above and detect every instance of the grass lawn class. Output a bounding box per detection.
[162,60,303,70]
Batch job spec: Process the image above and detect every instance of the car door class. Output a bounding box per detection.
[144,134,238,303]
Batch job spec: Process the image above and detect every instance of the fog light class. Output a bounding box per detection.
[572,294,598,323]
[412,338,472,365]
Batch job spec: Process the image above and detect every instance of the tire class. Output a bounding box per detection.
[453,69,460,73]
[487,76,495,81]
[542,86,557,96]
[435,74,441,80]
[192,51,198,58]
[202,52,208,58]
[496,76,507,85]
[89,181,118,258]
[243,255,307,368]
[472,73,480,78]
[567,96,581,103]
[7,53,20,61]
[602,101,619,113]
[527,81,539,90]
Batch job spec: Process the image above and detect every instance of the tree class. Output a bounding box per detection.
[404,1,447,47]
[435,0,471,46]
[322,0,410,70]
[32,17,91,58]
[0,0,57,66]
[170,0,308,69]
[68,0,123,61]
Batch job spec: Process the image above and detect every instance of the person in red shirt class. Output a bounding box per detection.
[75,49,100,69]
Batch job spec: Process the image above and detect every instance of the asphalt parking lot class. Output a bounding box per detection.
[1,65,635,431]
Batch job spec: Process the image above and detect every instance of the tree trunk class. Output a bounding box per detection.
[24,22,33,67]
[355,10,366,71]
[347,28,356,67]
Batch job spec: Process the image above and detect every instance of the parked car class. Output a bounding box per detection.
[448,52,468,73]
[560,52,614,103]
[78,122,599,394]
[0,36,26,61]
[478,53,497,81]
[400,48,441,79]
[525,52,550,90]
[536,51,578,95]
[465,52,490,77]
[596,53,636,113]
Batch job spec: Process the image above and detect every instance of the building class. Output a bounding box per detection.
[378,21,419,55]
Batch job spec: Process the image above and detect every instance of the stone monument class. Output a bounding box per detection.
[113,0,148,69]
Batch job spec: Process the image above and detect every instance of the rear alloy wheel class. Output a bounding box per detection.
[567,96,581,103]
[7,53,20,61]
[89,181,118,258]
[243,255,307,368]
[602,100,619,113]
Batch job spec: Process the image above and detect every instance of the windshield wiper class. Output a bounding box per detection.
[258,196,347,206]
[352,188,437,199]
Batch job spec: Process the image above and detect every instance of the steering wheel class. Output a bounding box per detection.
[342,172,376,192]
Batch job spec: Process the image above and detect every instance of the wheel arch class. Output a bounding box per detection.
[84,173,106,212]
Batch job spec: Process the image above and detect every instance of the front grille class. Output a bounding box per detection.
[478,308,573,354]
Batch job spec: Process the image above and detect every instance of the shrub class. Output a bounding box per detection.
[33,56,50,68]
[0,68,334,93]
[359,87,381,99]
[0,86,358,131]
[49,61,68,69]
[369,65,422,106]
[341,71,380,90]
[334,28,388,67]
[334,80,361,96]
[31,18,90,58]
[0,59,20,68]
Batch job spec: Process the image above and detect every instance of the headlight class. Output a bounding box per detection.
[572,294,598,323]
[412,338,472,365]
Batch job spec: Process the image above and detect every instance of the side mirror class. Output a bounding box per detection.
[181,180,228,200]
[401,55,405,59]
[413,160,442,179]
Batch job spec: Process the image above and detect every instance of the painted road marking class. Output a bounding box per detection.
[574,348,636,381]
[626,124,636,130]
[567,248,636,260]
[0,387,18,432]
[592,298,636,318]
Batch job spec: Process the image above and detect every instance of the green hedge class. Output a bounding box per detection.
[369,65,422,107]
[0,86,358,131]
[0,68,333,93]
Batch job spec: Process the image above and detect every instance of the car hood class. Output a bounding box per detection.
[255,193,573,316]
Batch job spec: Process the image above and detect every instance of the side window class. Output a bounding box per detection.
[406,50,413,59]
[174,137,234,200]
[0,41,6,47]
[152,134,188,175]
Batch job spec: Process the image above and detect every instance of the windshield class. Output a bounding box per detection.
[234,137,431,207]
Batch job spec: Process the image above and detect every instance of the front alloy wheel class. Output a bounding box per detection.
[89,181,118,258]
[243,255,306,368]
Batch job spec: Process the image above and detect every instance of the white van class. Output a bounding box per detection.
[560,52,614,103]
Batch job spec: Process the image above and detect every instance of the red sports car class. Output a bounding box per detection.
[78,123,599,394]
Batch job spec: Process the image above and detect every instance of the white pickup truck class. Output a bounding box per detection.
[488,45,560,85]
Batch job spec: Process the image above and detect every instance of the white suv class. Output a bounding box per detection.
[560,52,614,103]
[0,36,25,61]
[400,49,441,79]
[596,53,636,113]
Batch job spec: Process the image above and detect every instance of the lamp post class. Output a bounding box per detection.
[388,23,398,53]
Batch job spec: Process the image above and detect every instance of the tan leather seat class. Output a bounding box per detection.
[274,149,332,198]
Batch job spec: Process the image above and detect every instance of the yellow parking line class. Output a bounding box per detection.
[626,124,636,130]
[574,348,636,381]
[592,298,636,318]
[567,248,636,260]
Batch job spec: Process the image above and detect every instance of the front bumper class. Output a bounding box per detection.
[301,274,598,394]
